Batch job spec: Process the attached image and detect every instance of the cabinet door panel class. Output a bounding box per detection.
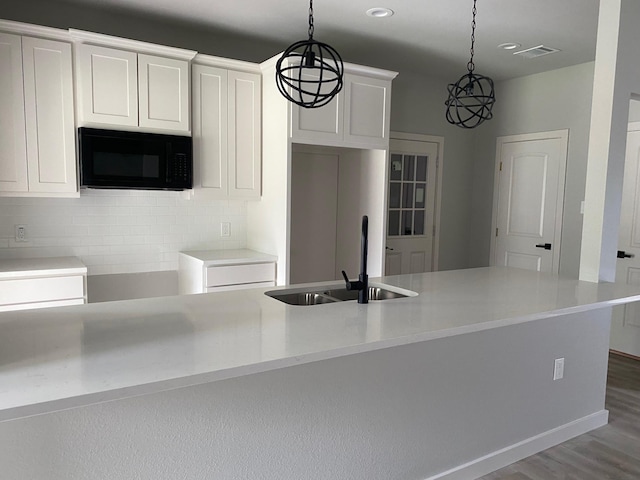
[78,44,138,126]
[192,64,228,196]
[138,54,189,132]
[0,33,28,192]
[228,71,261,197]
[344,74,390,148]
[22,37,77,193]
[290,71,343,145]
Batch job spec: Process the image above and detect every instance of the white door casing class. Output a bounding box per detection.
[611,122,640,357]
[491,130,568,274]
[386,133,443,275]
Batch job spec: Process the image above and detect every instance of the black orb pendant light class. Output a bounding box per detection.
[275,0,344,109]
[445,0,496,128]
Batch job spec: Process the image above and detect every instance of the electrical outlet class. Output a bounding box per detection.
[15,225,28,242]
[553,358,565,381]
[221,222,231,237]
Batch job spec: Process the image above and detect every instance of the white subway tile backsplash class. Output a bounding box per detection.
[0,190,247,273]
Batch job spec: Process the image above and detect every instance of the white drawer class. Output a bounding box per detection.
[205,263,275,287]
[0,298,85,313]
[206,281,275,293]
[0,275,85,306]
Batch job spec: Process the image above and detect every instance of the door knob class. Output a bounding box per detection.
[617,250,635,259]
[535,243,552,250]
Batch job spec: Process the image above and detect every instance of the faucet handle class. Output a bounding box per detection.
[341,270,353,290]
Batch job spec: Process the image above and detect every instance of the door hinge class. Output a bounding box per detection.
[495,227,499,237]
[499,161,503,172]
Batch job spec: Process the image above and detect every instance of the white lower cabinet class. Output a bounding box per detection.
[179,250,277,294]
[192,59,261,198]
[0,257,87,312]
[0,32,77,196]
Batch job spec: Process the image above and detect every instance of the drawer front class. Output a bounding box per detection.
[205,263,275,287]
[0,275,85,306]
[206,281,275,293]
[0,298,85,313]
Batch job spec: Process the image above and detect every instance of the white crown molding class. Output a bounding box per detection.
[0,19,71,42]
[343,62,398,80]
[193,53,260,73]
[69,29,197,61]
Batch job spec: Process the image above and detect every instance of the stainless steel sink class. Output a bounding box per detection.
[267,292,338,306]
[265,283,416,306]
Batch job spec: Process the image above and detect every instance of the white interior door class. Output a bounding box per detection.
[492,131,568,273]
[385,137,439,275]
[612,122,640,358]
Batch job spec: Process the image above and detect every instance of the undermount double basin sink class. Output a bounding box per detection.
[265,283,417,306]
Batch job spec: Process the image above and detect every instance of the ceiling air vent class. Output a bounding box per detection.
[513,45,560,59]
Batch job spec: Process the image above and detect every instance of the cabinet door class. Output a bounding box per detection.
[0,33,28,193]
[290,72,344,146]
[138,54,189,132]
[22,37,77,194]
[343,74,391,148]
[78,44,138,126]
[192,64,228,196]
[228,70,261,198]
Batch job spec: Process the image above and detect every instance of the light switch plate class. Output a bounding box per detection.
[221,222,231,237]
[554,358,565,380]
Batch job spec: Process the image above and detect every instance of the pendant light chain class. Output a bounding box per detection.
[467,0,476,73]
[308,0,315,39]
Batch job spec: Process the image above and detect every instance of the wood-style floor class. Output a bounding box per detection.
[479,352,640,480]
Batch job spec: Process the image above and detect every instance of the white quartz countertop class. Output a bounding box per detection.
[0,256,87,279]
[2,266,640,422]
[179,249,277,266]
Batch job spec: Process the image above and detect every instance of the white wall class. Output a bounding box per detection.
[0,308,611,479]
[470,62,595,277]
[390,70,476,271]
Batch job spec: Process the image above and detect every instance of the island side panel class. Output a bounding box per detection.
[0,308,611,480]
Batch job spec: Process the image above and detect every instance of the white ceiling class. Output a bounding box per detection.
[58,0,600,81]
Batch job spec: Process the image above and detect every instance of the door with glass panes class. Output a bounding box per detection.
[386,139,438,275]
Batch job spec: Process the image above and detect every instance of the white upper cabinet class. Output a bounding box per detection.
[138,54,189,131]
[72,31,196,133]
[0,32,28,192]
[343,74,392,147]
[290,67,396,149]
[22,37,76,194]
[192,58,261,199]
[228,70,261,198]
[0,27,77,197]
[290,71,344,145]
[77,44,138,126]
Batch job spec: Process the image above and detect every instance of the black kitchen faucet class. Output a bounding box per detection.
[341,215,369,304]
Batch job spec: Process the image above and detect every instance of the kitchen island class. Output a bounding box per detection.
[1,266,640,479]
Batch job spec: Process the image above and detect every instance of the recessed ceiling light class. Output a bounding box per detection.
[366,7,394,18]
[498,42,521,51]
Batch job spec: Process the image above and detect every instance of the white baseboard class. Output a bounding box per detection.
[426,410,609,480]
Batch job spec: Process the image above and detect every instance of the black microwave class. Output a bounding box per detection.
[79,128,193,191]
